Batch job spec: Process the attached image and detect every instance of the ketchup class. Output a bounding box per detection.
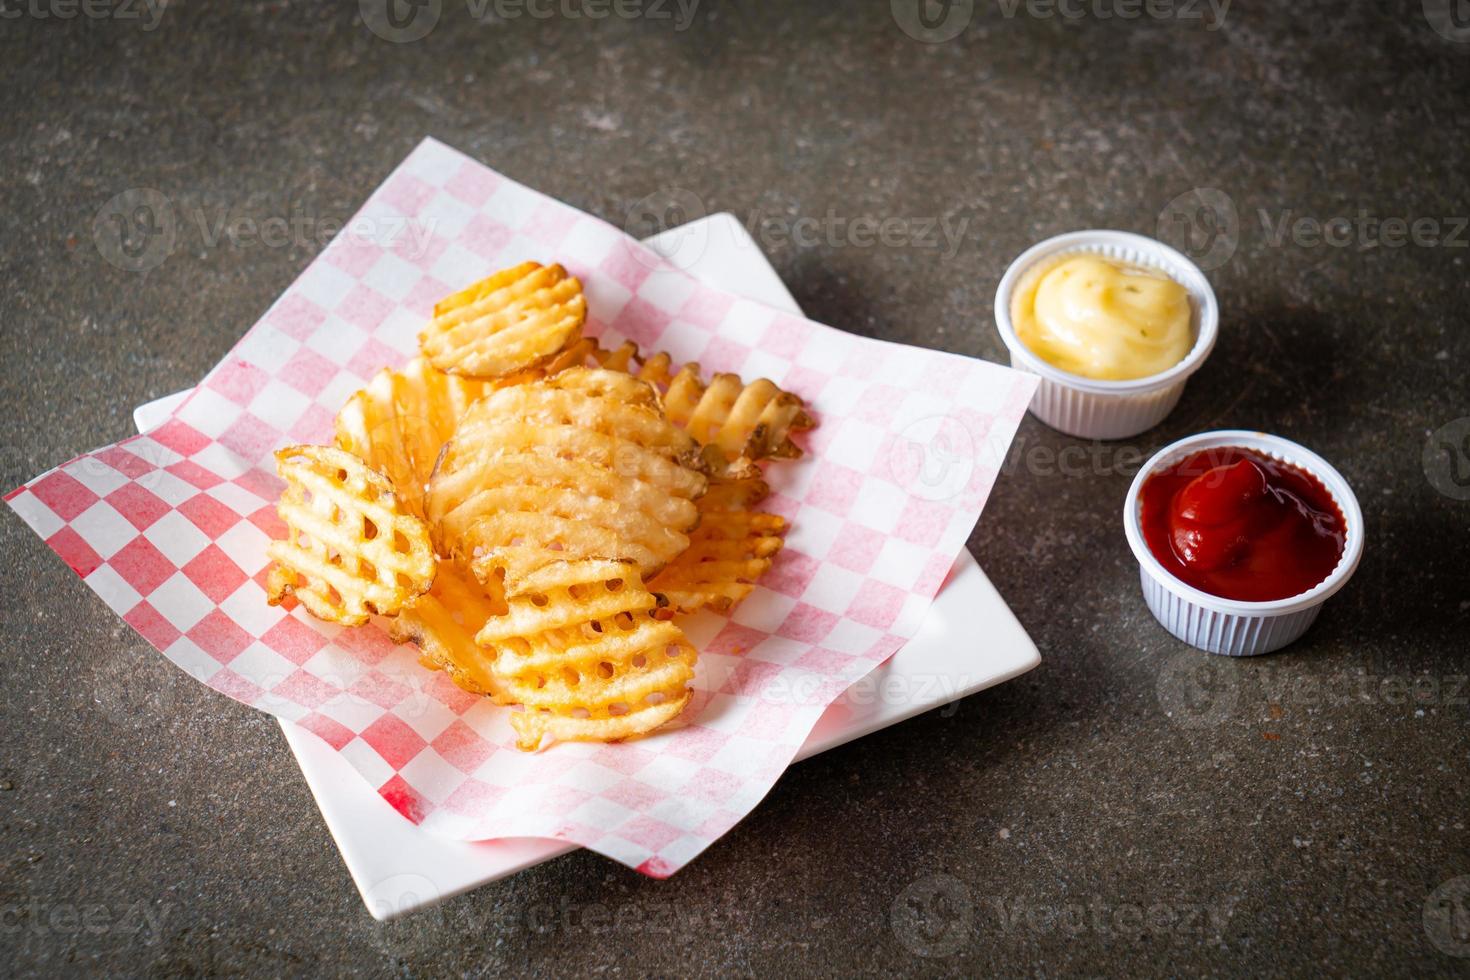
[1139,447,1346,602]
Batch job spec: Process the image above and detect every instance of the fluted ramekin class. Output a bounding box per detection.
[994,230,1219,440]
[1122,430,1365,656]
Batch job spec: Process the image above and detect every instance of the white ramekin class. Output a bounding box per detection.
[1122,430,1365,657]
[994,230,1219,440]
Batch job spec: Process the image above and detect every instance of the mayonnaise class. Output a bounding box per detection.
[1011,254,1193,381]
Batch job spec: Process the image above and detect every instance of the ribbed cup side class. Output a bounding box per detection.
[1140,568,1322,657]
[1006,356,1188,440]
[1029,376,1186,440]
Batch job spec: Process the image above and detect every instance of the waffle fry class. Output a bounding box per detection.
[583,341,814,464]
[260,254,819,751]
[333,358,497,520]
[591,338,639,373]
[420,261,587,379]
[474,559,697,749]
[265,445,436,626]
[647,474,786,614]
[390,559,509,699]
[661,364,812,463]
[426,368,708,590]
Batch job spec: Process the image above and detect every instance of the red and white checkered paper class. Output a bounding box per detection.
[7,138,1036,877]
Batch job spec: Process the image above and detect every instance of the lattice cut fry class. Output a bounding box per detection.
[647,474,786,614]
[426,368,709,590]
[333,358,498,520]
[662,365,813,463]
[266,445,436,626]
[420,261,587,378]
[390,559,509,699]
[474,559,697,750]
[586,341,815,464]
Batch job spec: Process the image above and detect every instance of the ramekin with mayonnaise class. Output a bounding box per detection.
[994,231,1219,439]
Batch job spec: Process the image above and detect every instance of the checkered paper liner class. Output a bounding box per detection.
[7,138,1037,877]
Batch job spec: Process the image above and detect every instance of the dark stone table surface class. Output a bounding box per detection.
[3,1,1467,975]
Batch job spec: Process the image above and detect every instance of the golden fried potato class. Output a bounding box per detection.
[425,368,708,591]
[333,358,498,520]
[390,559,509,699]
[420,261,586,379]
[583,340,814,465]
[474,559,697,750]
[669,370,811,462]
[266,445,436,626]
[647,474,786,614]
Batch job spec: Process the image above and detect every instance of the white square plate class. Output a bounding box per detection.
[132,213,1039,919]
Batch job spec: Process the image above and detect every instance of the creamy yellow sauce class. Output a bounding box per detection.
[1011,254,1193,381]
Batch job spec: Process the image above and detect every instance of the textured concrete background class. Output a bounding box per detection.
[3,1,1468,975]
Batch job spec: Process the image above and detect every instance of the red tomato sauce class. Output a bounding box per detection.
[1139,447,1346,602]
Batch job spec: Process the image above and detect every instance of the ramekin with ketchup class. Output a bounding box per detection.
[1123,431,1364,656]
